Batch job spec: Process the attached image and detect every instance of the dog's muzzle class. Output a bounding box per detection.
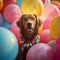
[27,23,32,29]
[27,23,33,32]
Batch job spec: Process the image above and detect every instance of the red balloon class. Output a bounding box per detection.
[4,0,17,6]
[1,0,17,14]
[10,21,20,41]
[26,43,54,60]
[42,0,46,4]
[40,29,52,43]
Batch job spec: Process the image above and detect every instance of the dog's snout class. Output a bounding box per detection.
[27,23,32,28]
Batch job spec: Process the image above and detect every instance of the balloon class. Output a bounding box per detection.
[3,0,17,13]
[10,21,20,41]
[4,0,17,7]
[1,16,11,29]
[21,0,44,16]
[0,27,18,60]
[51,1,60,8]
[51,0,60,2]
[17,0,22,7]
[45,0,51,5]
[56,37,60,51]
[51,1,60,15]
[43,17,54,29]
[4,0,17,4]
[40,4,59,22]
[49,16,60,39]
[55,50,60,60]
[56,37,60,60]
[41,0,46,4]
[43,18,51,29]
[3,4,22,23]
[26,43,54,60]
[47,40,56,53]
[0,0,3,11]
[3,20,11,29]
[0,13,4,26]
[40,29,52,43]
[38,24,43,34]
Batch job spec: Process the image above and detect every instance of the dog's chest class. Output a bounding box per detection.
[18,35,40,60]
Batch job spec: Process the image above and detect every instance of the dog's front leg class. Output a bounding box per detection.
[16,43,23,60]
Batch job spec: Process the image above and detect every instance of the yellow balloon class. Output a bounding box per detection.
[49,16,60,39]
[21,0,44,16]
[0,0,3,10]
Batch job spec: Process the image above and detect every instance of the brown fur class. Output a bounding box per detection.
[16,14,42,60]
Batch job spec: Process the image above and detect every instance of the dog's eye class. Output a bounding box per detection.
[24,18,27,21]
[31,17,35,21]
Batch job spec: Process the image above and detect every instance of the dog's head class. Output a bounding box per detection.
[17,14,42,41]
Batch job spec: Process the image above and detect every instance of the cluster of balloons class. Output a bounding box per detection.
[24,0,60,60]
[0,0,60,60]
[0,0,21,60]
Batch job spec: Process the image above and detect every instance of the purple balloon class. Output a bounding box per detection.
[26,43,54,60]
[0,13,4,26]
[55,50,60,60]
[56,37,60,51]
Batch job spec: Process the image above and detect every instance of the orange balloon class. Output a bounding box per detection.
[0,0,3,11]
[38,24,43,35]
[51,1,60,8]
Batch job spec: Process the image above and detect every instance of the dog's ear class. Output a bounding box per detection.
[33,14,37,20]
[17,14,26,28]
[33,14,42,27]
[17,19,21,27]
[37,18,42,27]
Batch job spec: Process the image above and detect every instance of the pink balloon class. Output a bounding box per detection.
[40,4,59,22]
[43,16,54,29]
[40,29,52,43]
[43,18,51,29]
[10,21,20,41]
[26,43,54,60]
[3,4,22,23]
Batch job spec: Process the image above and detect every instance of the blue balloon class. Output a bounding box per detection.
[3,20,11,29]
[17,0,22,7]
[0,27,18,60]
[2,17,11,29]
[0,13,4,26]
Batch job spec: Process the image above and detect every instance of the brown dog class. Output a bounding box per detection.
[16,14,42,60]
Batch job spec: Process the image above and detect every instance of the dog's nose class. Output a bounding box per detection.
[27,23,31,28]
